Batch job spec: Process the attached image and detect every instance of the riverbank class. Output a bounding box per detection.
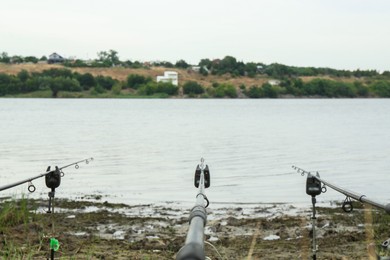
[0,198,389,259]
[2,63,388,98]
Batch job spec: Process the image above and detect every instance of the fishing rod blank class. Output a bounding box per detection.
[295,165,390,259]
[293,165,390,214]
[0,157,93,193]
[176,158,210,260]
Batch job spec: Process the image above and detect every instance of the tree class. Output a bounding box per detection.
[220,56,237,71]
[137,81,178,96]
[17,70,30,83]
[370,81,390,97]
[48,77,81,97]
[0,52,10,63]
[354,81,369,97]
[126,74,151,89]
[156,82,178,95]
[183,81,204,95]
[11,56,23,64]
[261,83,278,98]
[111,83,122,95]
[199,59,212,69]
[96,75,116,90]
[77,73,96,90]
[199,66,209,76]
[24,77,51,93]
[246,86,261,98]
[245,62,257,78]
[214,56,238,75]
[213,83,237,98]
[41,68,73,78]
[24,56,39,63]
[97,49,120,67]
[175,59,189,69]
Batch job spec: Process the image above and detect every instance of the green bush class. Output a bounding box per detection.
[96,75,115,90]
[175,59,189,69]
[137,82,178,96]
[370,80,390,97]
[48,77,81,97]
[247,86,262,98]
[183,81,204,95]
[213,83,237,98]
[0,73,22,96]
[41,68,73,78]
[77,73,96,90]
[112,83,122,95]
[246,83,279,98]
[126,74,152,89]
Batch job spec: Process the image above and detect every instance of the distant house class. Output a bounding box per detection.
[156,71,178,86]
[191,66,201,72]
[48,52,65,64]
[189,66,209,74]
[268,79,281,86]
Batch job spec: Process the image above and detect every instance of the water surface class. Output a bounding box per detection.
[0,99,389,208]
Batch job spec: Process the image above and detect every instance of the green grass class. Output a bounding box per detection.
[0,197,41,259]
[0,197,30,229]
[4,90,53,98]
[4,90,173,99]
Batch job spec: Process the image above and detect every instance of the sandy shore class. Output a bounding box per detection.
[0,198,389,259]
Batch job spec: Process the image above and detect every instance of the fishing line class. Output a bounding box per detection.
[204,241,224,260]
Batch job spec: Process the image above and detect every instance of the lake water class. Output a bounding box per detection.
[0,98,389,208]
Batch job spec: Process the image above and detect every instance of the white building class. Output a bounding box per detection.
[268,79,281,86]
[156,71,178,86]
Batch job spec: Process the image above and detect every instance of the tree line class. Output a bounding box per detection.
[0,68,182,98]
[245,78,390,98]
[1,67,390,98]
[0,68,239,98]
[2,50,390,79]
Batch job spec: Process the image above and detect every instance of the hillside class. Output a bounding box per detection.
[1,62,389,98]
[0,63,272,88]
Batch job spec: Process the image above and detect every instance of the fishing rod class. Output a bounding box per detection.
[176,158,211,260]
[293,165,390,260]
[292,166,390,214]
[0,157,93,260]
[0,157,93,193]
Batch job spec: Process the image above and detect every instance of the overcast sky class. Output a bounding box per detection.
[1,0,390,71]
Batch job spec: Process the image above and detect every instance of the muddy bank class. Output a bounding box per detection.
[0,198,389,259]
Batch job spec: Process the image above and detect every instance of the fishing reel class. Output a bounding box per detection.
[194,164,210,188]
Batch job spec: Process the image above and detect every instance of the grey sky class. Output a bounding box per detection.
[1,0,390,71]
